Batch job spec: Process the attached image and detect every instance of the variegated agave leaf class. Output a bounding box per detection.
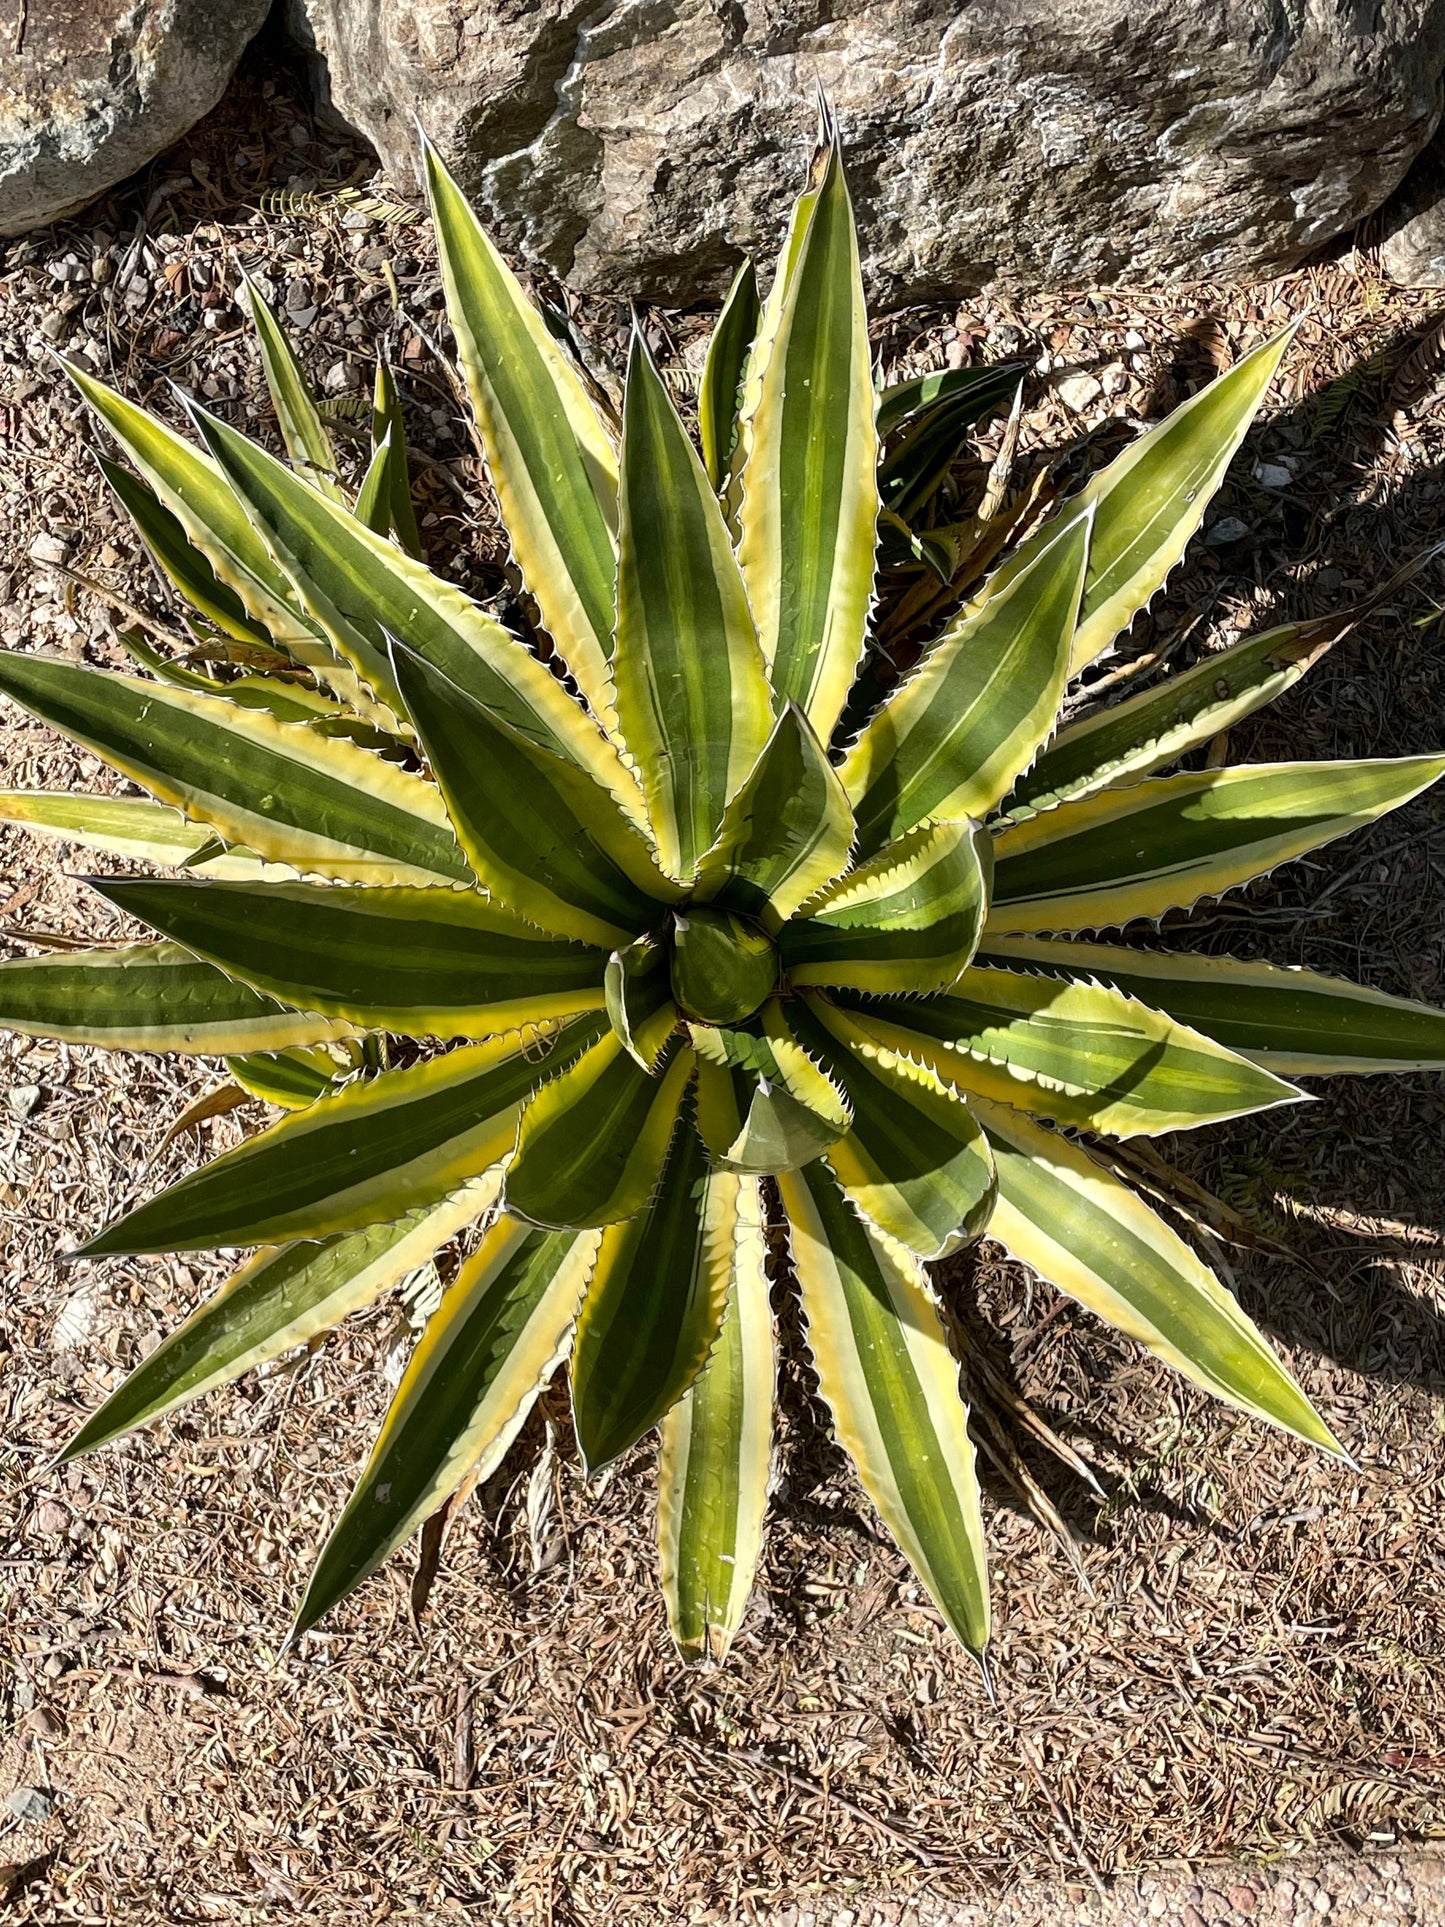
[3,113,1441,1686]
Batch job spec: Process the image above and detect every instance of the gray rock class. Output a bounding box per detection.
[290,0,1445,307]
[0,0,271,238]
[6,1786,53,1823]
[1381,134,1445,283]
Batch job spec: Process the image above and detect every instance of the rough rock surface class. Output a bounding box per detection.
[0,0,270,238]
[1381,135,1445,284]
[290,0,1445,306]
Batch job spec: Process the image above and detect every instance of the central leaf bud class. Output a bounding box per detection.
[670,908,778,1027]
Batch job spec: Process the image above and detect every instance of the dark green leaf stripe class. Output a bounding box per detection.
[980,935,1445,1075]
[505,1034,695,1230]
[657,1181,774,1662]
[292,1213,598,1639]
[780,1159,989,1656]
[613,331,774,879]
[735,144,878,742]
[571,1108,734,1471]
[989,757,1445,932]
[394,644,677,947]
[842,509,1090,857]
[835,967,1300,1137]
[877,362,1024,522]
[791,996,996,1260]
[91,878,608,1039]
[783,818,990,994]
[370,360,423,557]
[77,1014,605,1256]
[62,1176,500,1461]
[426,141,619,719]
[699,259,760,500]
[98,456,274,648]
[693,702,854,929]
[0,652,468,886]
[1006,609,1351,815]
[192,404,638,814]
[0,941,356,1053]
[228,1043,346,1109]
[973,1095,1340,1453]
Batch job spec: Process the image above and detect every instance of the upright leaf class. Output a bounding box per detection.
[425,140,620,724]
[692,702,854,930]
[988,757,1445,933]
[571,1111,736,1470]
[735,143,879,742]
[292,1215,600,1639]
[613,331,774,879]
[393,643,677,947]
[243,274,344,500]
[98,456,275,649]
[369,358,423,556]
[779,1160,990,1658]
[974,1096,1341,1454]
[657,1177,774,1661]
[699,259,761,506]
[841,509,1091,858]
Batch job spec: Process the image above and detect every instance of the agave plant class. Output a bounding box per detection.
[4,121,1445,1676]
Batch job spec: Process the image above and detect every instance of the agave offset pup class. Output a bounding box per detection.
[4,123,1445,1673]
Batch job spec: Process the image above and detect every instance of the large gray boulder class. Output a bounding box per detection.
[290,0,1445,307]
[0,0,270,238]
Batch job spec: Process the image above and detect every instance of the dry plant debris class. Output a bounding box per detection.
[1,38,1444,1927]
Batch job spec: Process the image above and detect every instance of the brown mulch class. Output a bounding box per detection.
[2,30,1445,1925]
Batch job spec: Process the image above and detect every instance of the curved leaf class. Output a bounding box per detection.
[227,1043,349,1109]
[393,642,677,948]
[77,1015,604,1256]
[604,936,678,1071]
[783,818,990,995]
[980,935,1445,1076]
[699,259,760,505]
[792,996,997,1259]
[989,757,1445,934]
[973,1095,1341,1453]
[692,1005,852,1177]
[693,702,854,930]
[835,967,1300,1138]
[243,275,343,500]
[292,1213,600,1639]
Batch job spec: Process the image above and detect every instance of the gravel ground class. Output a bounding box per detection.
[1,28,1444,1926]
